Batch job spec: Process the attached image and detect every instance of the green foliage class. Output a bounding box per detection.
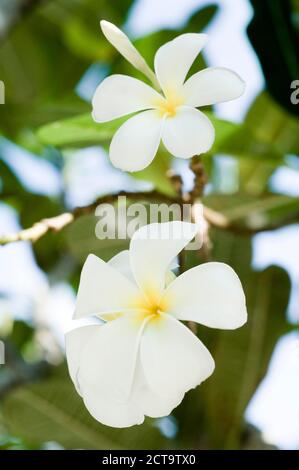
[204,192,299,231]
[208,91,299,197]
[122,5,218,82]
[174,232,291,449]
[2,368,165,450]
[0,0,298,451]
[35,111,241,196]
[66,214,130,264]
[245,92,299,155]
[36,111,235,149]
[202,231,291,448]
[247,0,299,115]
[9,321,34,352]
[37,114,125,148]
[65,193,183,265]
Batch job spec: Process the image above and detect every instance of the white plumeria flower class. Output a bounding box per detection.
[66,221,247,428]
[91,21,245,172]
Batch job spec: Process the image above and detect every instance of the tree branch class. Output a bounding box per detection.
[187,156,207,203]
[1,189,298,246]
[0,190,180,246]
[203,206,299,235]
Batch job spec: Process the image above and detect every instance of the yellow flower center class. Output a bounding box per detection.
[154,88,184,118]
[144,295,169,318]
[128,283,171,324]
[158,99,178,117]
[145,302,163,317]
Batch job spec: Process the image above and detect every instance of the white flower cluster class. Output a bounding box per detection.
[66,21,247,428]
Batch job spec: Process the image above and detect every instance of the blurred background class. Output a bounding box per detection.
[0,0,299,450]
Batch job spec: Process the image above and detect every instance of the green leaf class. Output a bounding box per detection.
[0,159,25,198]
[203,192,299,231]
[206,263,291,447]
[65,193,185,265]
[0,7,87,107]
[10,321,34,351]
[51,0,134,62]
[65,214,129,265]
[237,157,282,196]
[212,94,299,198]
[37,114,126,148]
[175,231,291,449]
[37,111,238,150]
[187,4,218,30]
[20,195,66,272]
[206,112,241,153]
[0,0,131,145]
[215,125,283,161]
[245,92,299,155]
[63,18,112,62]
[2,370,164,449]
[38,109,177,195]
[130,150,176,197]
[247,0,299,115]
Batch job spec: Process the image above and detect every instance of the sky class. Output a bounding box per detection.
[0,0,299,449]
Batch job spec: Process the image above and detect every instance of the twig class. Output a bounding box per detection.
[187,156,207,203]
[186,156,208,333]
[1,190,298,246]
[166,169,184,198]
[165,169,185,273]
[0,190,180,246]
[203,206,299,235]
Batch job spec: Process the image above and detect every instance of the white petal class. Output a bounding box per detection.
[81,384,144,428]
[140,314,215,403]
[73,254,140,319]
[77,316,144,401]
[66,318,184,427]
[100,20,160,89]
[163,262,247,329]
[92,75,161,122]
[154,33,207,94]
[80,354,179,427]
[165,270,176,287]
[183,67,246,107]
[109,110,163,172]
[65,325,98,395]
[76,315,147,428]
[132,356,184,419]
[109,250,176,292]
[129,221,198,299]
[77,315,145,403]
[162,106,215,158]
[108,250,134,282]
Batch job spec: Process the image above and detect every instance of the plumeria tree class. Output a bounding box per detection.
[0,0,298,450]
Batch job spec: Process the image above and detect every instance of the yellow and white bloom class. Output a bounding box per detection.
[92,21,245,172]
[66,222,247,428]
